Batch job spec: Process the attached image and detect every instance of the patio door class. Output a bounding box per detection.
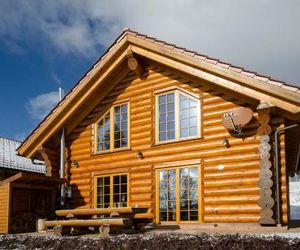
[157,166,199,223]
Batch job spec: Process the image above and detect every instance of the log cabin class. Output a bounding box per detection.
[17,29,300,228]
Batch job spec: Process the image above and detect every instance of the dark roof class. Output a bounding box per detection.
[0,136,45,173]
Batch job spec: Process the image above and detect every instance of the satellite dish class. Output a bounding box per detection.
[222,107,253,134]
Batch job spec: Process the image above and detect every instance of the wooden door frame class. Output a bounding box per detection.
[154,159,202,224]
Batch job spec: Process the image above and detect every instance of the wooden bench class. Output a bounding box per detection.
[38,206,152,236]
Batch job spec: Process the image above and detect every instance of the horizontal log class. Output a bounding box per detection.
[204,187,260,196]
[203,169,259,180]
[204,160,259,172]
[130,165,153,172]
[204,204,260,214]
[70,152,259,174]
[204,195,259,205]
[45,218,132,228]
[130,172,152,180]
[203,102,238,112]
[130,186,152,193]
[203,214,259,223]
[204,153,259,165]
[130,179,152,187]
[204,177,259,188]
[56,207,148,217]
[131,193,153,201]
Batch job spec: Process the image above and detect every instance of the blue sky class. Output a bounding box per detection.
[0,0,299,141]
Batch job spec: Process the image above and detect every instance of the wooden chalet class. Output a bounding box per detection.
[17,29,300,229]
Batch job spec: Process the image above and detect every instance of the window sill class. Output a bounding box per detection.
[152,136,204,147]
[92,147,131,156]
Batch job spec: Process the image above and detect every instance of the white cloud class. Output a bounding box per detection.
[26,91,60,120]
[0,0,299,84]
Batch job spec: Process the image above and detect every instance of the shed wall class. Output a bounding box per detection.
[0,183,10,233]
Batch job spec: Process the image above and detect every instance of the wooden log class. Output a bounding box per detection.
[257,125,272,136]
[204,204,260,214]
[45,218,132,228]
[99,224,110,237]
[127,50,144,78]
[55,207,148,217]
[204,214,259,223]
[53,225,71,236]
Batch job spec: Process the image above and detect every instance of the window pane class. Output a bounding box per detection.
[114,104,128,149]
[159,132,167,141]
[97,113,110,151]
[159,114,166,122]
[167,122,175,130]
[121,104,127,113]
[167,93,174,103]
[168,112,175,121]
[180,128,188,138]
[180,119,189,128]
[159,122,166,132]
[121,175,127,183]
[159,104,166,113]
[180,110,189,119]
[115,114,121,123]
[190,127,198,137]
[167,131,175,140]
[121,121,127,130]
[179,94,199,138]
[190,117,198,127]
[159,95,166,104]
[121,138,127,147]
[114,106,120,114]
[158,93,175,142]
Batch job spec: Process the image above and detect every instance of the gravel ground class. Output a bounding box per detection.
[1,232,300,250]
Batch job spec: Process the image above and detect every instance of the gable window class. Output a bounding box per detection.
[156,90,200,143]
[95,174,128,208]
[95,103,129,153]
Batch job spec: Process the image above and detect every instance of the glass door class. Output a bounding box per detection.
[158,169,176,222]
[158,166,199,223]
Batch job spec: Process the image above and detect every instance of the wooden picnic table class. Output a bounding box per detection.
[39,206,151,236]
[55,206,148,217]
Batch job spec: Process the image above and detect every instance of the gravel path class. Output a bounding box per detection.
[1,232,300,250]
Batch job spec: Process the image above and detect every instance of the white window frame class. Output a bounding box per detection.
[155,89,201,144]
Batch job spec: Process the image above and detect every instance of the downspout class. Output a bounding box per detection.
[59,87,65,207]
[274,124,299,226]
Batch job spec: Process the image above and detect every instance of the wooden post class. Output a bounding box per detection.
[38,146,54,177]
[257,103,275,225]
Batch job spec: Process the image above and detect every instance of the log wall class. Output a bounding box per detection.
[64,65,288,224]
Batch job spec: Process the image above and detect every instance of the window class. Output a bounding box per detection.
[158,166,199,223]
[156,90,200,143]
[95,174,128,208]
[95,103,129,153]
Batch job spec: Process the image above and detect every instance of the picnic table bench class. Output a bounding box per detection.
[38,206,152,236]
